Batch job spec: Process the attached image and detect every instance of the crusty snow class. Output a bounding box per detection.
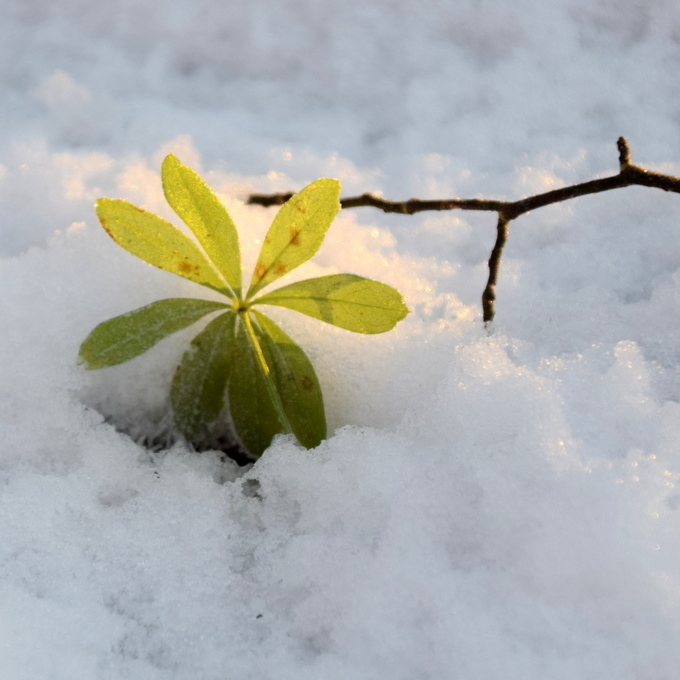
[2,1,680,678]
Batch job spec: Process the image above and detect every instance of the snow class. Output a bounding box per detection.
[2,0,680,677]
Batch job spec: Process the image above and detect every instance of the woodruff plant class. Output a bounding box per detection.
[79,156,408,457]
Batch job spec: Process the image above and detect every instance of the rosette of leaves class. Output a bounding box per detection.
[79,156,409,457]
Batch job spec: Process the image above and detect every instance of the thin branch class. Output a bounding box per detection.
[247,138,680,323]
[248,139,680,218]
[249,191,506,214]
[482,215,510,324]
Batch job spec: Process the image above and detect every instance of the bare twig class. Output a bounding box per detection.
[482,215,510,324]
[248,138,680,323]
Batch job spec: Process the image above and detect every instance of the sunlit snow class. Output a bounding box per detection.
[2,1,680,678]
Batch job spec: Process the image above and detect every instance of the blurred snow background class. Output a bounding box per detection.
[2,0,680,678]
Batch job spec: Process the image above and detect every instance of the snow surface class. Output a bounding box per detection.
[2,0,680,678]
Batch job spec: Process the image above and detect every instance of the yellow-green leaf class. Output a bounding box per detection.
[162,155,242,297]
[246,178,341,299]
[95,198,229,294]
[229,316,283,457]
[171,311,237,442]
[253,274,409,334]
[79,298,230,369]
[252,310,326,450]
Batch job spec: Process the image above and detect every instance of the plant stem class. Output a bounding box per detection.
[241,310,293,436]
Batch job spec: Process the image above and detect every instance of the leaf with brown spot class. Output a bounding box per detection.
[254,262,268,281]
[246,178,341,299]
[162,155,242,298]
[95,198,228,293]
[251,310,326,450]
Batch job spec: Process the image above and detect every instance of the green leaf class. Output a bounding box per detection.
[246,178,341,299]
[252,310,326,449]
[253,274,409,334]
[95,198,229,294]
[171,311,236,442]
[229,315,283,457]
[79,298,231,369]
[162,155,242,297]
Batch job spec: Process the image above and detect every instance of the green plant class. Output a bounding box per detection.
[79,155,409,457]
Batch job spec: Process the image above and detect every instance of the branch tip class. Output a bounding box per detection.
[617,136,631,169]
